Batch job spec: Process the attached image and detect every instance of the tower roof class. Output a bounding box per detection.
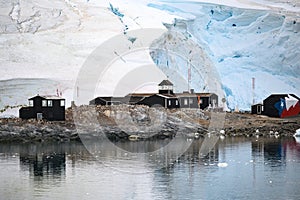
[29,95,65,100]
[158,80,173,86]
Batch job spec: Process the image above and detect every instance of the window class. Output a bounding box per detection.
[48,100,53,107]
[60,100,65,107]
[261,106,264,111]
[176,100,178,106]
[29,100,34,107]
[42,100,47,107]
[189,98,193,104]
[168,100,171,106]
[184,99,188,105]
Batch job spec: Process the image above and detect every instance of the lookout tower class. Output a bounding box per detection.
[158,80,174,95]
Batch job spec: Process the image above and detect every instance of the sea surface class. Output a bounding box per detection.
[0,136,300,200]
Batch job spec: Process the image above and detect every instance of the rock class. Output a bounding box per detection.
[2,105,298,142]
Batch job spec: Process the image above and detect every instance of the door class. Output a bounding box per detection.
[257,105,261,114]
[37,113,43,120]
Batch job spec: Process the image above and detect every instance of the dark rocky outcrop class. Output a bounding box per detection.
[0,105,207,142]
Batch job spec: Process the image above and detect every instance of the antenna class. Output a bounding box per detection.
[188,59,191,92]
[188,50,193,93]
[252,77,255,105]
[166,46,169,67]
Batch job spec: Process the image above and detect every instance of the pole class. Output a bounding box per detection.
[252,77,255,105]
[188,59,191,92]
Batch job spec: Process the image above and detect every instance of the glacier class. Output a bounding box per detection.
[147,1,300,110]
[0,0,300,116]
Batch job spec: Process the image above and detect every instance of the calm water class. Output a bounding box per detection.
[1,137,300,200]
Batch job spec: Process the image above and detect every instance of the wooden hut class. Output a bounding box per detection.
[19,95,65,121]
[251,103,263,115]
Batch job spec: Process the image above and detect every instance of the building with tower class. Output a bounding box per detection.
[90,79,218,110]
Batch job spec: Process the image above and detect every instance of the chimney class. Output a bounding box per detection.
[190,89,194,94]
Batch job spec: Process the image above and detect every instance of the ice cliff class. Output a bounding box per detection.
[147,2,300,110]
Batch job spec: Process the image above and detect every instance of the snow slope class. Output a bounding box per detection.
[0,78,73,117]
[0,0,299,116]
[0,0,173,115]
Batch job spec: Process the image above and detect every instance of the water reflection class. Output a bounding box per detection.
[20,152,65,177]
[1,137,299,177]
[252,138,287,167]
[19,145,66,177]
[0,142,93,179]
[0,137,300,199]
[252,137,300,165]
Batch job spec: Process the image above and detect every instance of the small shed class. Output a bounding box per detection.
[251,103,263,115]
[19,95,65,121]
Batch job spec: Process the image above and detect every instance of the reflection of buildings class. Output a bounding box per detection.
[20,150,66,177]
[252,138,286,163]
[18,142,94,177]
[251,137,300,191]
[284,137,300,160]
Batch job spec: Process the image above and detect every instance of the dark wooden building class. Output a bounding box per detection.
[197,93,218,110]
[89,97,123,106]
[136,80,179,108]
[251,103,263,115]
[122,93,153,104]
[175,92,199,109]
[19,95,65,121]
[137,94,180,109]
[89,94,152,106]
[262,94,300,118]
[175,92,218,109]
[89,80,219,110]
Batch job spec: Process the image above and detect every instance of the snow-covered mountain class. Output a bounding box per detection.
[1,0,299,116]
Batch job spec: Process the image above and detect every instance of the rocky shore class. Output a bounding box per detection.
[0,105,299,142]
[223,112,300,137]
